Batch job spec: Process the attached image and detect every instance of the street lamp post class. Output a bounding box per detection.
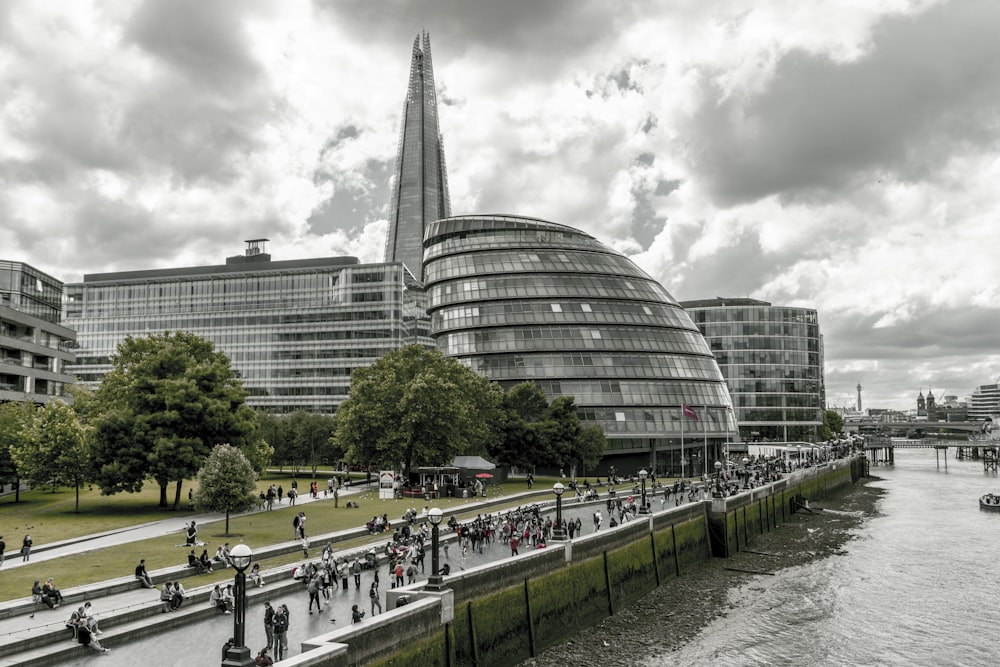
[426,508,444,591]
[222,543,254,667]
[713,460,723,497]
[638,469,650,514]
[797,444,803,468]
[552,483,567,539]
[741,456,750,488]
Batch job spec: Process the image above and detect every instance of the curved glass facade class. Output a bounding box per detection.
[424,214,735,476]
[681,298,824,442]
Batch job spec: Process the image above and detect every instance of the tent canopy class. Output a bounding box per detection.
[450,455,496,470]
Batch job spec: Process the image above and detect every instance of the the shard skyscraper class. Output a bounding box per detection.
[383,31,451,283]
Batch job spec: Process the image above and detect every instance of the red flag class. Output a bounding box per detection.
[682,404,698,420]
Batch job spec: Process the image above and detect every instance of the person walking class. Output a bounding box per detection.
[21,534,32,562]
[509,535,519,557]
[369,581,382,617]
[307,575,322,614]
[263,602,274,650]
[351,558,362,589]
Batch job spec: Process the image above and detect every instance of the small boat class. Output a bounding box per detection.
[979,494,1000,511]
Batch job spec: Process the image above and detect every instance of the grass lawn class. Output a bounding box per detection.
[0,474,554,603]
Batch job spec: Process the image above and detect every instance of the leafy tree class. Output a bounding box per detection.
[286,411,340,474]
[538,396,582,470]
[335,345,503,474]
[819,410,846,441]
[0,401,34,502]
[576,424,608,473]
[91,332,260,509]
[193,444,258,535]
[489,382,549,469]
[11,400,91,511]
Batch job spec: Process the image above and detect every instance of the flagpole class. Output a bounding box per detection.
[702,408,709,478]
[680,409,685,480]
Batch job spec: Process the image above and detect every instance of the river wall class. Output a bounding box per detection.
[288,457,865,667]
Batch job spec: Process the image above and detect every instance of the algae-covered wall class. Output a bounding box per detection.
[356,458,862,667]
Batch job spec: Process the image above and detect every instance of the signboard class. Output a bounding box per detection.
[379,470,396,500]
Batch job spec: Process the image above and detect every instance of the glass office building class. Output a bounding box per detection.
[383,31,451,283]
[0,260,77,404]
[423,214,736,476]
[64,242,431,414]
[968,383,1000,422]
[680,297,824,442]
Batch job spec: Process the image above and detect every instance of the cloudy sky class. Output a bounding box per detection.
[2,0,999,411]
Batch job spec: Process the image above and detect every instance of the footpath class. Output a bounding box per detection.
[0,484,562,667]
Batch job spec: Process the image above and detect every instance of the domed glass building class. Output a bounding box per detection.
[423,214,735,476]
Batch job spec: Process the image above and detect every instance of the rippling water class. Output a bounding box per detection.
[648,448,1000,666]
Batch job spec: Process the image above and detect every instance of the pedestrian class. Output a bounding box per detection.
[263,602,274,650]
[293,513,301,540]
[288,487,297,506]
[369,581,382,616]
[510,535,519,556]
[299,512,307,538]
[301,535,310,558]
[394,562,404,588]
[351,558,362,589]
[21,534,32,562]
[272,604,288,661]
[307,576,322,614]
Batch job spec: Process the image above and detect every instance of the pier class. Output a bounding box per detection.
[863,437,1000,472]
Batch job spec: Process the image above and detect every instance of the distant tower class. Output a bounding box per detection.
[383,31,452,283]
[927,388,936,420]
[917,390,926,416]
[856,383,862,413]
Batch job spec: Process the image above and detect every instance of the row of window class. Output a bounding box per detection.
[687,307,818,325]
[721,365,822,380]
[423,229,601,262]
[708,337,821,353]
[432,299,696,331]
[528,379,734,407]
[714,351,821,366]
[735,408,823,423]
[728,379,822,393]
[428,275,675,308]
[436,326,711,356]
[424,250,650,284]
[467,353,724,382]
[695,322,820,339]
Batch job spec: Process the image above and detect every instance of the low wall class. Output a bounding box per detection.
[218,457,865,667]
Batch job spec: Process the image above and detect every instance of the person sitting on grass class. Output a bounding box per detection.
[199,549,215,573]
[210,585,232,614]
[249,563,265,587]
[160,582,175,613]
[188,550,205,573]
[135,559,156,588]
[76,617,110,654]
[43,578,64,608]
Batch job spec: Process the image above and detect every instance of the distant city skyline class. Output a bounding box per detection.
[2,1,998,411]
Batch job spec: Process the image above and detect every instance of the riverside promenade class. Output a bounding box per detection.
[0,481,663,666]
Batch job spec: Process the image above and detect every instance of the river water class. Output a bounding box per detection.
[645,448,1000,666]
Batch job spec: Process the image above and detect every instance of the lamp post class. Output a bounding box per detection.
[638,469,649,514]
[713,460,723,497]
[741,456,750,488]
[552,483,567,539]
[222,543,254,667]
[796,444,803,468]
[426,508,444,591]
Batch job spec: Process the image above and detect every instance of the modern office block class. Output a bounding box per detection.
[383,31,451,283]
[63,241,430,414]
[968,383,1000,422]
[0,260,76,404]
[680,297,825,442]
[423,214,736,476]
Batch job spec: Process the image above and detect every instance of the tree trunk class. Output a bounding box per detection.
[225,510,230,535]
[75,481,80,513]
[172,480,183,511]
[158,482,168,507]
[15,475,20,502]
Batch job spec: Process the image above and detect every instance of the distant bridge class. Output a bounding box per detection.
[863,437,1000,472]
[846,421,988,435]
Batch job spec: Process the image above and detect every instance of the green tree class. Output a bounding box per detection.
[538,396,582,471]
[193,444,259,535]
[819,410,845,441]
[335,345,503,474]
[0,401,34,502]
[11,400,91,511]
[286,411,340,475]
[91,332,260,509]
[489,382,549,469]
